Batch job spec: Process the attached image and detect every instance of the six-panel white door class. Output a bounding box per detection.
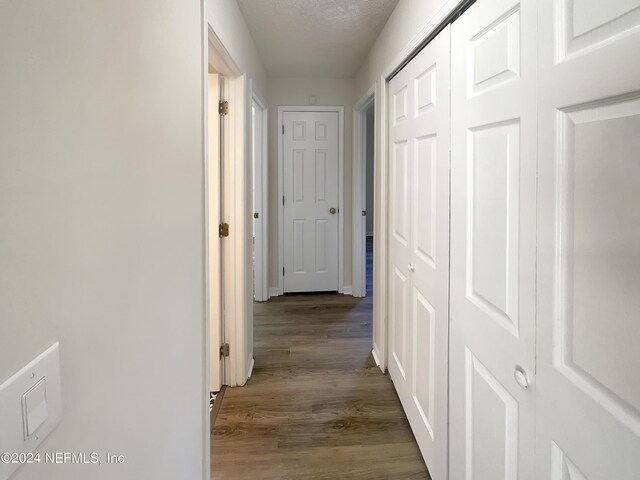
[283,111,339,292]
[535,1,640,478]
[449,0,537,478]
[388,26,451,480]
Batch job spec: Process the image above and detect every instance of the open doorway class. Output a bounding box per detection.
[353,88,375,300]
[364,104,375,297]
[252,92,268,302]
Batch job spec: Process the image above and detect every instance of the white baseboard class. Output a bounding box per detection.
[372,347,385,373]
[246,357,255,380]
[371,348,381,367]
[342,285,353,296]
[268,287,281,298]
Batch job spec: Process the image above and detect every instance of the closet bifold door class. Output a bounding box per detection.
[387,25,451,480]
[535,1,640,478]
[449,0,537,479]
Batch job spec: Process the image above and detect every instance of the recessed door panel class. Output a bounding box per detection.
[469,6,520,96]
[391,267,408,380]
[392,141,409,244]
[558,0,640,59]
[414,135,437,267]
[413,290,436,437]
[467,120,520,336]
[466,349,519,480]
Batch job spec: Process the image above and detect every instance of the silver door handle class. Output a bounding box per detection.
[329,207,337,215]
[514,365,529,389]
[407,264,415,272]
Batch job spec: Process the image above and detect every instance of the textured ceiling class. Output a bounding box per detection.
[237,0,400,78]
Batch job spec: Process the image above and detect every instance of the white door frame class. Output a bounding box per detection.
[206,25,250,392]
[251,84,269,302]
[205,2,261,409]
[374,0,467,372]
[352,85,376,299]
[276,106,345,295]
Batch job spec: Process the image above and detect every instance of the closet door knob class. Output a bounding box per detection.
[329,207,337,215]
[407,264,415,272]
[514,365,530,389]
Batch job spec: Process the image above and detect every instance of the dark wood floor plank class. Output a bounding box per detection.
[211,238,430,479]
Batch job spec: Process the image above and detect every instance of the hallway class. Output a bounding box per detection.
[211,240,429,479]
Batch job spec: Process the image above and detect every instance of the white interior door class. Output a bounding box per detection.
[283,111,339,292]
[536,1,640,478]
[208,73,223,392]
[387,26,450,480]
[449,0,537,478]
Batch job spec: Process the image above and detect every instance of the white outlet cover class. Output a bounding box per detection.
[0,343,62,480]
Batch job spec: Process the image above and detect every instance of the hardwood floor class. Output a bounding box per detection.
[211,238,430,479]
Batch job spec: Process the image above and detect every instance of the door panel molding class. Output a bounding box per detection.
[387,26,451,480]
[449,0,537,479]
[277,106,344,295]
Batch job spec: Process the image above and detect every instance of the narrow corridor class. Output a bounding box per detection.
[211,238,430,479]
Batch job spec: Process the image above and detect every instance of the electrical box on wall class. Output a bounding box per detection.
[0,343,62,480]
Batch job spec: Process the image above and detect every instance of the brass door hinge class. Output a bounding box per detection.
[219,343,230,358]
[219,222,230,237]
[219,100,229,116]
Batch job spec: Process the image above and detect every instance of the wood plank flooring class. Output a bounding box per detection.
[211,238,430,479]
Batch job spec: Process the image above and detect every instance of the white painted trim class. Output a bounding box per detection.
[277,106,345,295]
[250,82,269,302]
[205,22,252,390]
[227,74,248,388]
[372,0,468,375]
[374,76,388,374]
[352,84,376,299]
[268,287,281,298]
[201,7,210,480]
[342,286,353,296]
[371,347,381,368]
[381,0,466,81]
[245,357,255,381]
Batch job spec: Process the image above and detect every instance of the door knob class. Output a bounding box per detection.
[329,207,337,215]
[407,264,415,272]
[514,365,529,389]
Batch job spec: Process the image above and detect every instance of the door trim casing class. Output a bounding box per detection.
[251,84,269,302]
[276,106,345,295]
[352,84,376,299]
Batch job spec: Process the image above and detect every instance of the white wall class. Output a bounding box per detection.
[267,77,355,292]
[0,1,206,479]
[354,0,450,99]
[205,0,267,97]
